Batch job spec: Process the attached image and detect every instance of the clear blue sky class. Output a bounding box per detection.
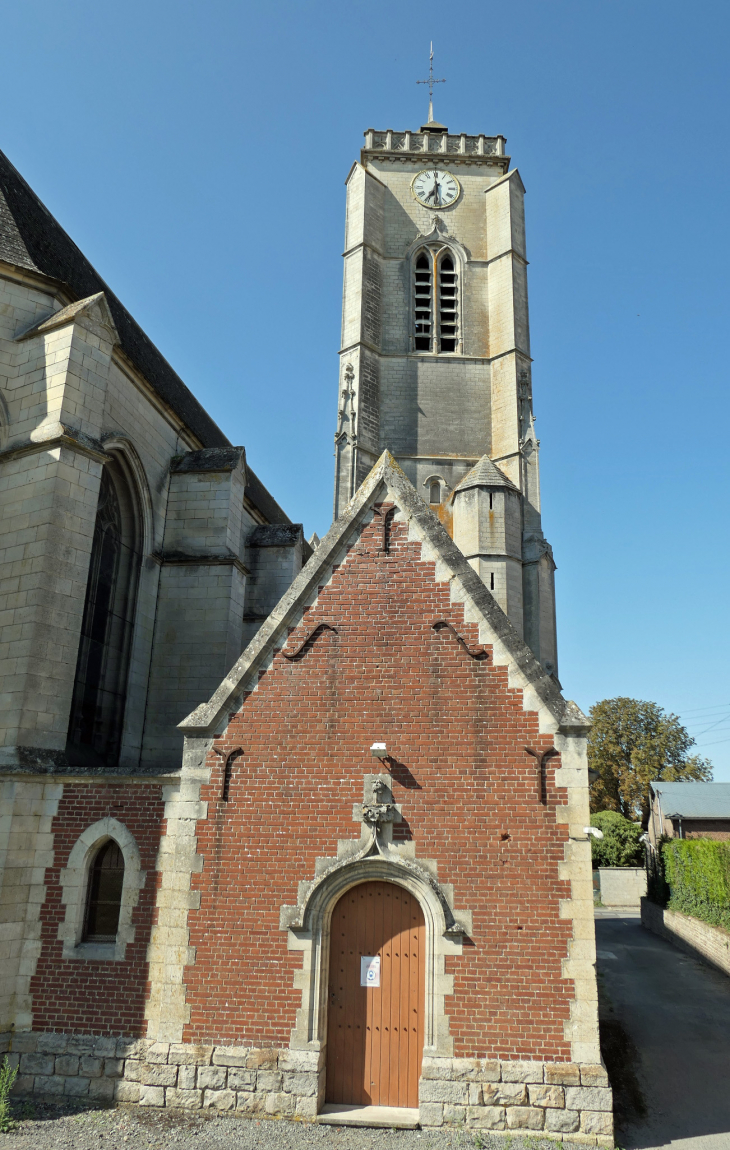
[3,0,729,776]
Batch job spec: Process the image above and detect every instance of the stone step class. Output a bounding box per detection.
[317,1103,420,1129]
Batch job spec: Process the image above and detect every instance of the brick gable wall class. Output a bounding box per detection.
[183,509,573,1060]
[29,783,165,1035]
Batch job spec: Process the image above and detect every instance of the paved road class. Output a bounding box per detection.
[596,913,730,1150]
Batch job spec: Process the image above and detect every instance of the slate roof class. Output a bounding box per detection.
[453,454,519,494]
[651,781,730,819]
[0,147,227,449]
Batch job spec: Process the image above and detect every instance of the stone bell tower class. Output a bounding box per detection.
[332,112,559,678]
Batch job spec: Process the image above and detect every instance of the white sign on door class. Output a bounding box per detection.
[360,955,381,987]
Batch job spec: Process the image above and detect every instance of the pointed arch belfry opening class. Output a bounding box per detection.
[412,243,461,355]
[66,454,142,769]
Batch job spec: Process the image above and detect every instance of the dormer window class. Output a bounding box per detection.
[413,248,459,354]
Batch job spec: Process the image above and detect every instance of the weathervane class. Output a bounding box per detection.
[416,42,445,125]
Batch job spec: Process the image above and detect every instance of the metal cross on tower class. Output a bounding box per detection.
[416,42,445,125]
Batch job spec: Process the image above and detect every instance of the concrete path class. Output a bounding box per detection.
[596,913,730,1150]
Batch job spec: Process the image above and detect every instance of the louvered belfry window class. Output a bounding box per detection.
[83,840,125,942]
[413,248,458,354]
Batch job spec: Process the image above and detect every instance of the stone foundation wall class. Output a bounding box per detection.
[2,1035,612,1145]
[420,1056,612,1145]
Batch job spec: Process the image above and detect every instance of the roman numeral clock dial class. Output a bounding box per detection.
[411,169,460,209]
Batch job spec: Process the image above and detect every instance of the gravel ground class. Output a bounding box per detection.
[0,1101,584,1150]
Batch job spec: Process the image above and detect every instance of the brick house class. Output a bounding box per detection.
[649,782,730,844]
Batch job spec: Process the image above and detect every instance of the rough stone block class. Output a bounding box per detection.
[20,1053,54,1076]
[544,1062,581,1086]
[235,1091,265,1114]
[34,1075,65,1095]
[265,1091,295,1116]
[501,1060,544,1083]
[11,1075,34,1096]
[279,1050,322,1073]
[67,1036,95,1055]
[581,1064,609,1087]
[444,1105,466,1124]
[170,1044,213,1066]
[114,1080,140,1102]
[38,1034,68,1054]
[419,1102,444,1127]
[92,1037,117,1058]
[198,1066,227,1090]
[203,1088,236,1110]
[177,1066,197,1090]
[546,1107,580,1133]
[466,1106,506,1130]
[212,1046,250,1067]
[89,1077,115,1100]
[139,1085,165,1107]
[248,1049,278,1069]
[565,1086,613,1112]
[282,1071,318,1096]
[482,1082,527,1107]
[581,1110,613,1135]
[478,1061,501,1082]
[256,1070,282,1092]
[104,1059,124,1078]
[506,1106,545,1130]
[126,1062,177,1087]
[166,1088,203,1109]
[80,1056,102,1078]
[146,1043,170,1064]
[295,1094,319,1118]
[420,1079,469,1104]
[10,1033,38,1053]
[54,1056,79,1076]
[117,1038,151,1060]
[65,1077,90,1097]
[228,1068,256,1091]
[528,1085,565,1108]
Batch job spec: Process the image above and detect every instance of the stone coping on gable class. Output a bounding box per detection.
[1,1035,613,1145]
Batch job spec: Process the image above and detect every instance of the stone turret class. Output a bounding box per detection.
[452,455,524,636]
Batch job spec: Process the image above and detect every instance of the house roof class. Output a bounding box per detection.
[0,147,228,450]
[180,450,586,738]
[651,781,730,819]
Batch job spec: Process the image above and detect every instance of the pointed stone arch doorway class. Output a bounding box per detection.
[326,880,425,1108]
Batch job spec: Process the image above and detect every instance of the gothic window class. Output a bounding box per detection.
[83,840,125,942]
[413,248,459,354]
[66,459,142,770]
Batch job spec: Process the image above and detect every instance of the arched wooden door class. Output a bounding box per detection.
[326,880,425,1108]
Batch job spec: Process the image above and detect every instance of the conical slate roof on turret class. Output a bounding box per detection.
[453,454,519,494]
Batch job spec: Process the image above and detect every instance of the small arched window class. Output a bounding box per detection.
[83,840,125,943]
[413,248,459,354]
[429,481,441,505]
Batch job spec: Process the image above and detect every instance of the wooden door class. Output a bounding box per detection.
[326,880,425,1108]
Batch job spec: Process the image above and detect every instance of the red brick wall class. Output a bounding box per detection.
[184,510,573,1060]
[30,783,165,1035]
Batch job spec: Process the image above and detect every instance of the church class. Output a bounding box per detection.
[0,108,612,1144]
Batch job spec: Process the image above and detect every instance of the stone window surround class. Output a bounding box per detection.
[408,234,467,357]
[57,818,146,962]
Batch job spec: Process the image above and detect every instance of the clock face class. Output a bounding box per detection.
[411,169,460,209]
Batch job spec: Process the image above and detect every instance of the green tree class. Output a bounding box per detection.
[589,811,644,867]
[588,697,712,828]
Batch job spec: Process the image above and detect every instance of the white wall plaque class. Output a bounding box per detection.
[360,955,381,987]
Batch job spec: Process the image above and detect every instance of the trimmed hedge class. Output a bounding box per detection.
[658,838,730,931]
